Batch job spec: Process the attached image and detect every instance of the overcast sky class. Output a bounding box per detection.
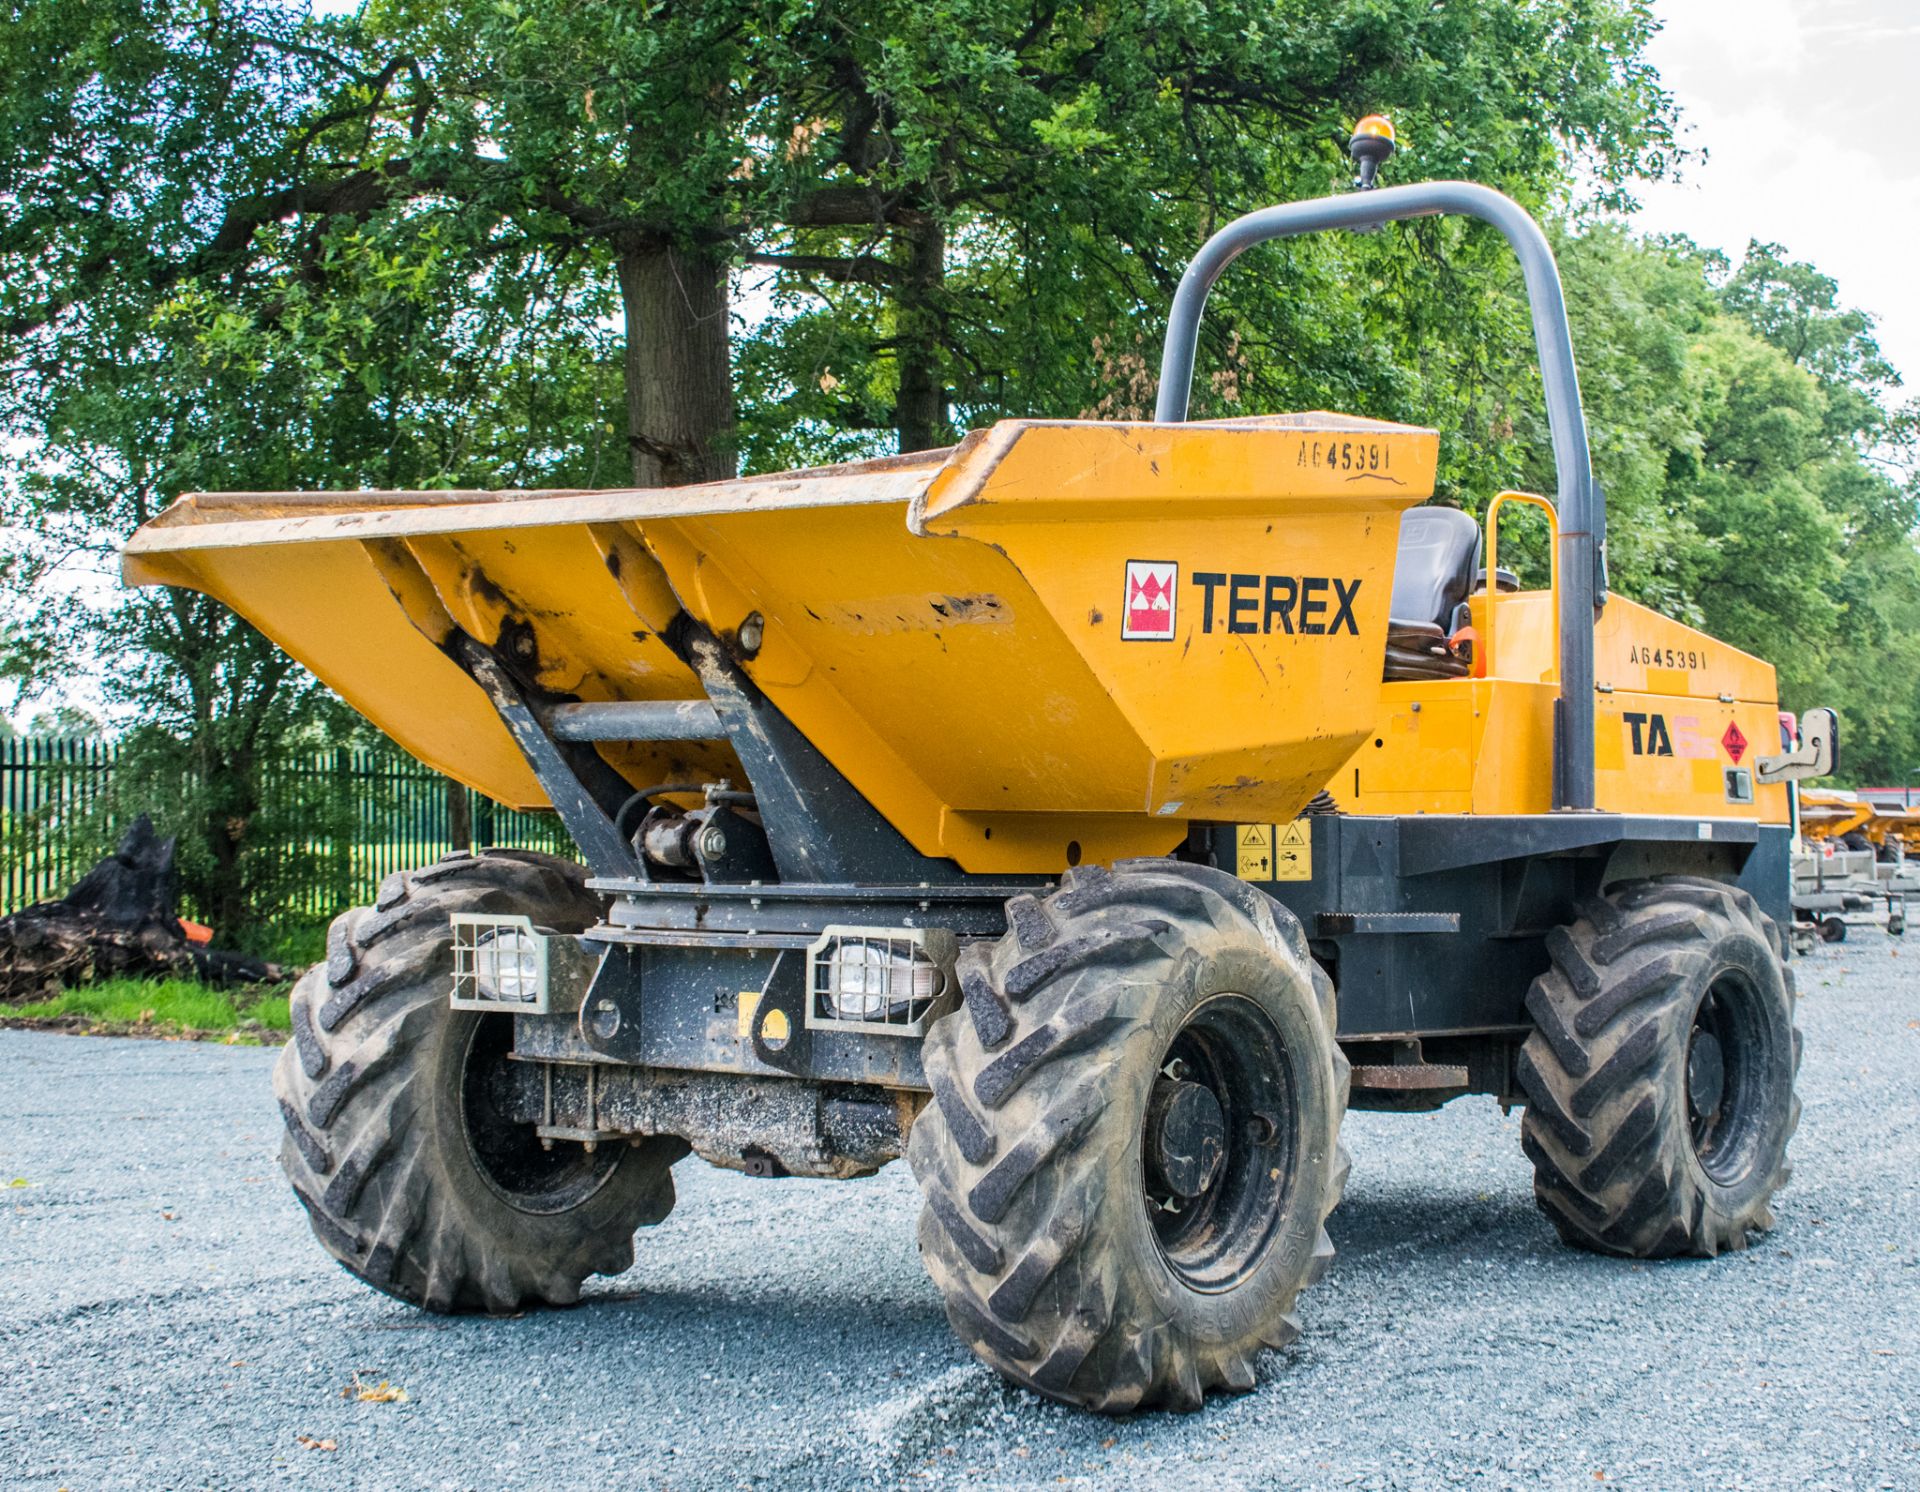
[1633,0,1920,387]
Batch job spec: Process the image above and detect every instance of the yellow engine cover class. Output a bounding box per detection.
[1339,589,1790,825]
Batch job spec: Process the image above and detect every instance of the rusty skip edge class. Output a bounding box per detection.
[122,412,1434,570]
[119,462,944,568]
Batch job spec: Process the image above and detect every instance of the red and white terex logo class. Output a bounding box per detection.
[1122,560,1178,641]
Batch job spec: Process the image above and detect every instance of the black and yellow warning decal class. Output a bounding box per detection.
[1234,820,1312,882]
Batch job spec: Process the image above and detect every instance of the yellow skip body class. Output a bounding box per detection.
[124,413,1433,873]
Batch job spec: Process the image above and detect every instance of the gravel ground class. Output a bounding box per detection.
[2,934,1915,1492]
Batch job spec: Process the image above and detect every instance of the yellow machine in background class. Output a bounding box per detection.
[1796,788,1877,842]
[1868,807,1920,856]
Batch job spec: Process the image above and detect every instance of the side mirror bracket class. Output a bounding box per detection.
[1756,707,1839,785]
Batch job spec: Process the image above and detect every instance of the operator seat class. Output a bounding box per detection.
[1384,506,1478,681]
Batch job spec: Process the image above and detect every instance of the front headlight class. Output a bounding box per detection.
[474,926,543,1003]
[451,915,553,1010]
[806,927,958,1034]
[823,940,946,1022]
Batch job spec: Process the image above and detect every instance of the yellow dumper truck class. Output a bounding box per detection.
[124,125,1836,1412]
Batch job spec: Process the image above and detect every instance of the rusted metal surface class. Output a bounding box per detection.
[508,1060,909,1179]
[1349,1062,1471,1091]
[544,699,723,742]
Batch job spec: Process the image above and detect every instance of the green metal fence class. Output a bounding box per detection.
[0,736,573,931]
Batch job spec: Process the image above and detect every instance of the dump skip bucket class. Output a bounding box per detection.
[125,414,1435,872]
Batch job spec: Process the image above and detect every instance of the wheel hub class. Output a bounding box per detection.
[1139,994,1300,1293]
[1687,1028,1726,1122]
[1685,974,1777,1182]
[1145,1079,1227,1200]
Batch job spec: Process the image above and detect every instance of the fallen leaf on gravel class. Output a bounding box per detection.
[7,1178,28,1188]
[296,1435,337,1451]
[344,1373,409,1403]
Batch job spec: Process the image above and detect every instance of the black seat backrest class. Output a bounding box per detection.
[1389,507,1481,630]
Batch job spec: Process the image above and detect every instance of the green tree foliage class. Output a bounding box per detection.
[727,0,1677,464]
[2,0,1917,949]
[0,0,618,938]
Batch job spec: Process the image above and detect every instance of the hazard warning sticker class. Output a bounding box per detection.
[1235,824,1273,879]
[1274,820,1311,880]
[1721,720,1748,764]
[1235,821,1312,882]
[1122,560,1178,641]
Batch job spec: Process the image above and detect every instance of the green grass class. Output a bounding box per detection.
[258,922,328,968]
[8,977,292,1040]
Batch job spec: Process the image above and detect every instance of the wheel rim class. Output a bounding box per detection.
[461,1013,620,1215]
[1686,972,1775,1185]
[1140,992,1297,1293]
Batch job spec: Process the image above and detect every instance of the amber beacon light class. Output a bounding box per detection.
[1349,114,1397,189]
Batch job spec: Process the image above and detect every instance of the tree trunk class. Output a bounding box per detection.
[617,239,736,487]
[895,217,947,454]
[198,742,257,945]
[446,777,472,853]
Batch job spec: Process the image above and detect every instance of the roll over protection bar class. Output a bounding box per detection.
[1155,181,1605,812]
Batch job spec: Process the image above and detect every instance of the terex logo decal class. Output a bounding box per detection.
[1122,560,1178,640]
[1191,572,1362,636]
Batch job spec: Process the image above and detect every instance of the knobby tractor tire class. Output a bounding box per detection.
[908,860,1350,1413]
[1518,875,1800,1258]
[273,849,684,1312]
